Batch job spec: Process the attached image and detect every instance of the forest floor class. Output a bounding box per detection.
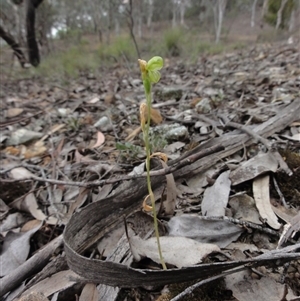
[0,37,300,301]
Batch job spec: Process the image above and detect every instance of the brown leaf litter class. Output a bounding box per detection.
[0,40,300,301]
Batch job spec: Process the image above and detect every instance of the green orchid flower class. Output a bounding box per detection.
[138,56,163,94]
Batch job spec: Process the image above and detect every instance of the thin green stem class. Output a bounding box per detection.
[143,89,167,270]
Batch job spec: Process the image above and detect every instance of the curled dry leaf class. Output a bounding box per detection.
[230,152,278,186]
[253,175,281,230]
[140,104,163,125]
[129,235,220,268]
[91,131,105,149]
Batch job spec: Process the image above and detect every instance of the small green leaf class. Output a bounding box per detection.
[148,70,161,83]
[147,56,163,71]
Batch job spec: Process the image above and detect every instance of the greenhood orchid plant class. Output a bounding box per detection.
[138,56,167,270]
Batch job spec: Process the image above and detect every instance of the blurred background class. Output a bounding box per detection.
[0,0,299,81]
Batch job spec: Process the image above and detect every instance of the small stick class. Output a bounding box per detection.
[272,175,288,208]
[1,145,223,188]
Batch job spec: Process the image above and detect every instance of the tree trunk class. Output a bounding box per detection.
[288,8,295,32]
[251,0,258,27]
[147,0,153,28]
[137,0,142,38]
[90,0,102,42]
[107,0,112,44]
[276,0,288,29]
[260,0,269,27]
[0,24,28,67]
[26,0,44,67]
[215,0,227,44]
[180,0,187,27]
[172,1,177,28]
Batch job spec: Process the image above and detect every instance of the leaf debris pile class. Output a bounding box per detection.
[0,40,300,301]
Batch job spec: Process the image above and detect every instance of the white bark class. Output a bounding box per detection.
[136,0,142,38]
[276,0,288,30]
[213,0,227,44]
[288,8,295,32]
[172,0,178,28]
[146,0,153,28]
[212,4,218,37]
[251,0,258,27]
[137,15,142,37]
[180,0,187,27]
[261,0,269,18]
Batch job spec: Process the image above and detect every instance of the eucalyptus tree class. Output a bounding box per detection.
[0,0,47,67]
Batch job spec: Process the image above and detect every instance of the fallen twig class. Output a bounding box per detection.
[1,144,224,188]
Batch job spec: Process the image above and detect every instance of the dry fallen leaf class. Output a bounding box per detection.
[24,141,47,159]
[230,152,278,186]
[63,187,87,223]
[272,203,298,223]
[9,167,35,180]
[201,170,231,217]
[278,211,300,248]
[79,283,98,301]
[4,146,21,156]
[0,212,28,232]
[253,175,281,230]
[225,270,295,301]
[7,129,43,146]
[229,194,262,224]
[125,126,142,141]
[129,235,220,268]
[91,131,105,149]
[13,193,58,225]
[0,221,42,276]
[6,108,24,118]
[161,160,176,215]
[18,292,49,301]
[168,214,243,248]
[88,96,100,103]
[18,270,78,298]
